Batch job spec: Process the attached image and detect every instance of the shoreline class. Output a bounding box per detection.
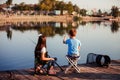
[82,16,120,22]
[0,15,119,27]
[0,60,120,80]
[0,14,120,22]
[0,15,73,22]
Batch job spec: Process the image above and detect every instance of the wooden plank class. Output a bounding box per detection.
[0,60,120,80]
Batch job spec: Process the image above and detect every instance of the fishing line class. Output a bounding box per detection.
[25,35,64,71]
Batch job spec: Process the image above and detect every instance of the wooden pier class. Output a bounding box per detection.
[0,60,120,80]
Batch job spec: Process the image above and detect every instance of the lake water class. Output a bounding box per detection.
[0,21,120,71]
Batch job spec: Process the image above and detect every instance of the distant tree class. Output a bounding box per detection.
[55,1,77,15]
[38,0,43,4]
[12,0,81,15]
[73,5,80,13]
[19,2,25,6]
[13,2,32,11]
[6,0,12,5]
[111,6,119,17]
[34,4,40,11]
[24,5,31,10]
[98,9,102,16]
[19,2,25,10]
[51,0,56,8]
[103,11,109,16]
[66,1,74,14]
[40,0,55,11]
[80,9,87,16]
[55,1,66,15]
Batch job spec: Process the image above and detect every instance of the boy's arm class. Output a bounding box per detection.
[78,46,80,51]
[78,41,81,51]
[63,36,66,44]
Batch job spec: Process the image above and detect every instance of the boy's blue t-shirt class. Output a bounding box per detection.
[65,38,81,56]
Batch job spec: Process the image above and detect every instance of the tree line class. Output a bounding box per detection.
[4,0,120,17]
[8,0,80,15]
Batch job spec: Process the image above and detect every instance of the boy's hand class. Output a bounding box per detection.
[63,35,66,43]
[64,35,67,40]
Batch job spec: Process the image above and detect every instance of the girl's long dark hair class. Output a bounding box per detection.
[35,35,46,54]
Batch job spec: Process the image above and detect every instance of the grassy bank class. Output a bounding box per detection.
[81,16,120,22]
[0,15,73,23]
[0,14,120,23]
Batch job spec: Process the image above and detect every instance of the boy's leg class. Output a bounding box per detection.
[66,56,80,73]
[73,57,79,66]
[65,57,75,74]
[72,58,80,72]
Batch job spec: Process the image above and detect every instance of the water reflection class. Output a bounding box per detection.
[111,21,120,33]
[0,21,120,40]
[79,21,120,33]
[0,21,79,39]
[90,21,102,26]
[6,27,12,40]
[78,21,103,26]
[79,21,87,26]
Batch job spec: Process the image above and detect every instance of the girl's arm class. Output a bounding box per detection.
[41,52,54,61]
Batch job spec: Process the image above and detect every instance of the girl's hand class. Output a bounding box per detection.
[50,58,54,61]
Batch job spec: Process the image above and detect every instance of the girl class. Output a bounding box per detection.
[34,35,55,74]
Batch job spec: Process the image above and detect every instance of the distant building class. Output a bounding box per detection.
[0,3,14,11]
[72,11,77,16]
[54,10,60,15]
[0,4,7,11]
[63,10,68,15]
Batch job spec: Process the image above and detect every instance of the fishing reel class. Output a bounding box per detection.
[53,57,57,61]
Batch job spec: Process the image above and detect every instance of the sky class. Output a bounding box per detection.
[0,0,120,12]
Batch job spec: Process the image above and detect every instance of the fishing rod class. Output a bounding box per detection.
[27,36,64,71]
[47,55,64,71]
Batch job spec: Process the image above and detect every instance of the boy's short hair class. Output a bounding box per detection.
[69,29,77,36]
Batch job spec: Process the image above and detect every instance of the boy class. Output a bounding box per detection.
[63,28,81,73]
